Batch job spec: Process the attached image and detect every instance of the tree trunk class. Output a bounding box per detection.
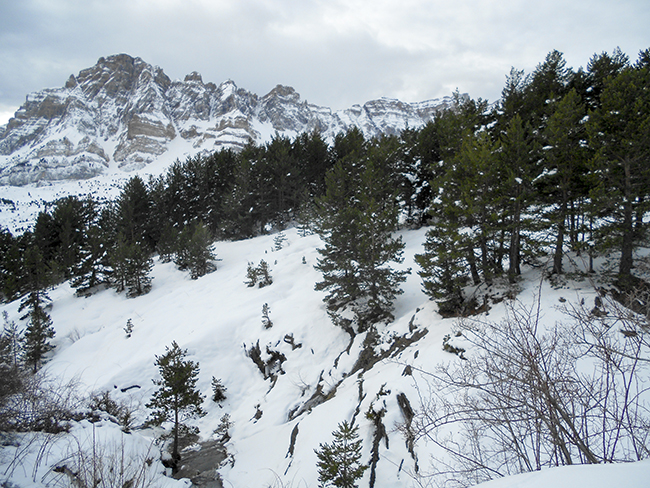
[619,158,634,279]
[553,194,567,275]
[619,203,634,279]
[173,398,180,465]
[508,196,522,282]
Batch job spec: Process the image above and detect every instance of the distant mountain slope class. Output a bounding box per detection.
[0,54,453,185]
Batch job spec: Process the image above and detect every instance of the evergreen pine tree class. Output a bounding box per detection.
[314,151,408,333]
[146,341,205,465]
[587,61,650,285]
[261,303,272,329]
[1,311,21,371]
[188,222,216,279]
[496,114,538,282]
[415,225,468,316]
[210,377,227,404]
[0,229,27,300]
[110,236,153,297]
[315,420,368,488]
[174,222,216,279]
[221,147,258,239]
[71,224,111,295]
[416,127,499,314]
[19,246,55,372]
[0,312,22,402]
[257,260,273,288]
[156,223,178,263]
[125,241,154,297]
[245,261,258,287]
[539,88,588,274]
[117,175,153,251]
[274,230,287,251]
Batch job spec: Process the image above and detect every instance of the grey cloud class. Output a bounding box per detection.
[0,0,648,123]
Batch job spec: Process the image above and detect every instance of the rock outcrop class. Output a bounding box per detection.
[0,54,454,185]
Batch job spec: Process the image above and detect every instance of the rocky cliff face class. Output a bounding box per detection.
[0,54,453,185]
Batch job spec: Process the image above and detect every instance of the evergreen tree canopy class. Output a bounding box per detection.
[147,341,205,463]
[315,143,409,333]
[587,59,650,282]
[18,246,55,372]
[315,420,368,488]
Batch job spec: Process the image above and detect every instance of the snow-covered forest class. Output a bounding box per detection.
[1,48,650,488]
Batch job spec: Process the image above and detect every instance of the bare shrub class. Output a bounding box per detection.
[409,294,650,487]
[87,390,136,432]
[44,425,157,488]
[1,372,81,433]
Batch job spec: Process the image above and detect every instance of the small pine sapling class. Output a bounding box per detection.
[214,413,233,443]
[124,318,134,338]
[245,262,258,287]
[257,260,273,287]
[211,376,227,404]
[262,303,273,329]
[274,231,287,251]
[2,311,22,370]
[315,420,368,488]
[146,341,206,466]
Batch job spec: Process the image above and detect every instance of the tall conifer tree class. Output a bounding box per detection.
[315,145,408,333]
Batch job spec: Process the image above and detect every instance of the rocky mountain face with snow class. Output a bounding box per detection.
[0,54,453,186]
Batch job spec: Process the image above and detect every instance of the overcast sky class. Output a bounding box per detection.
[0,0,648,125]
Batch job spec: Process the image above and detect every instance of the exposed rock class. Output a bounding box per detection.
[174,440,226,488]
[0,53,455,186]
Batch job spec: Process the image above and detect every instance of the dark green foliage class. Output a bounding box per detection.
[415,103,501,314]
[156,223,178,263]
[149,150,237,236]
[174,222,216,279]
[538,88,589,274]
[245,261,258,287]
[245,260,273,288]
[315,143,409,333]
[274,231,287,251]
[117,175,153,250]
[257,260,272,287]
[210,377,227,403]
[28,196,97,285]
[261,303,272,329]
[415,226,467,316]
[22,299,55,373]
[315,420,368,488]
[147,341,205,463]
[18,246,55,372]
[496,114,538,282]
[71,222,112,295]
[587,59,650,281]
[110,237,153,297]
[0,228,29,300]
[0,312,23,408]
[221,147,259,238]
[124,318,133,338]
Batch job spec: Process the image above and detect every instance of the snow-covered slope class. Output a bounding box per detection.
[2,224,649,488]
[0,54,454,186]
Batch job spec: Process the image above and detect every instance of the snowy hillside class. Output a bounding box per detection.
[1,221,649,487]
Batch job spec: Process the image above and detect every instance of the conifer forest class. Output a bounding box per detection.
[1,47,650,488]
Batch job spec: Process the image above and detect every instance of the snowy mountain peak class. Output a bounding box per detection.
[0,54,453,186]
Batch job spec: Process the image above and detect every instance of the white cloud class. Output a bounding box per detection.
[0,0,648,113]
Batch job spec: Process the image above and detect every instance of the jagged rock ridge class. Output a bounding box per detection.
[0,54,454,185]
